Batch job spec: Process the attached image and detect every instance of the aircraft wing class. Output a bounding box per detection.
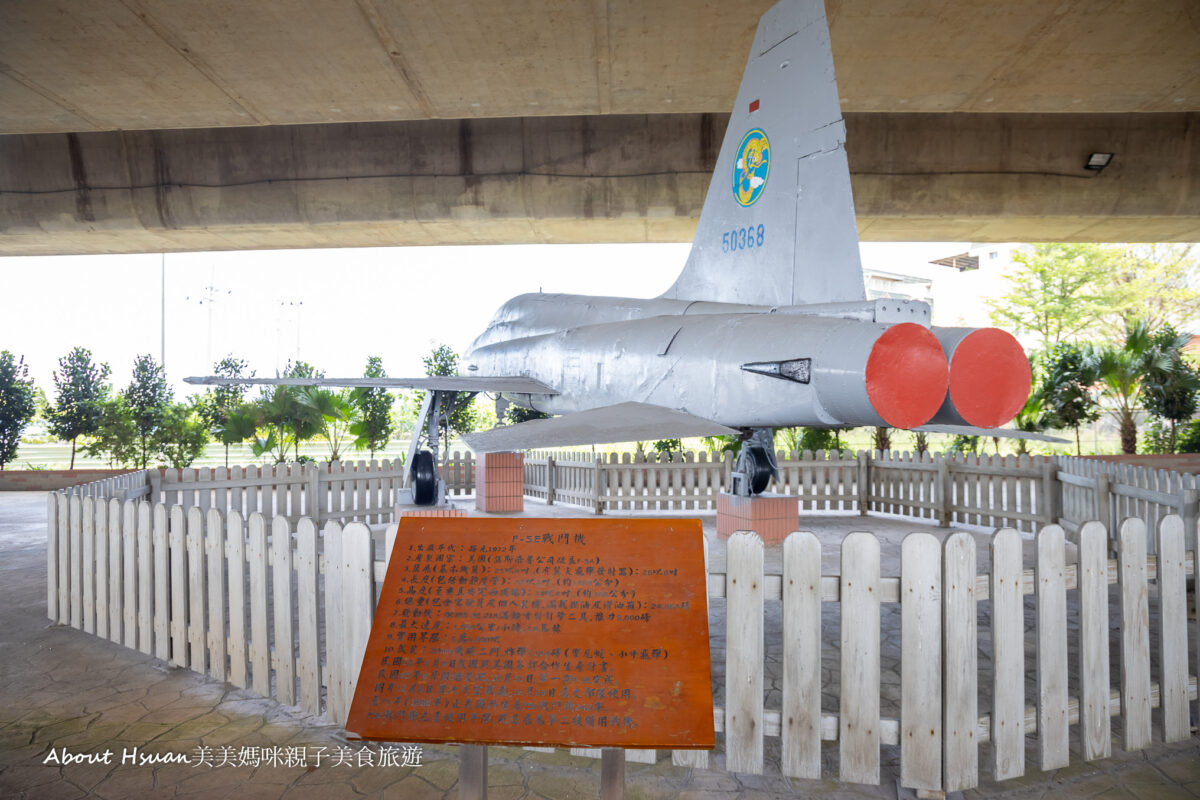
[463,401,740,452]
[183,375,559,394]
[914,424,1070,444]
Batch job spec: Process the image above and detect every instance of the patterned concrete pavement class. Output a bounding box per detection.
[1,491,1197,799]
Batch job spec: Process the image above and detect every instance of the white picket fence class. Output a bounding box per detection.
[715,520,1199,791]
[46,489,1200,792]
[1056,456,1200,548]
[146,455,477,528]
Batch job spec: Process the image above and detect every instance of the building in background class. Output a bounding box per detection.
[862,243,1028,332]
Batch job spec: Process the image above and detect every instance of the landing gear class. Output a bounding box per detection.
[731,428,778,496]
[410,450,437,505]
[399,388,478,507]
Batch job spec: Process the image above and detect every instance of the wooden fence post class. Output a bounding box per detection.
[1178,488,1197,536]
[593,457,605,516]
[308,464,321,527]
[856,450,870,514]
[1041,458,1061,528]
[1095,474,1112,540]
[547,457,556,506]
[935,454,950,527]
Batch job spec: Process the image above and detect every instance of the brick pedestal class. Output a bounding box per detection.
[393,506,466,520]
[716,492,799,544]
[475,452,525,512]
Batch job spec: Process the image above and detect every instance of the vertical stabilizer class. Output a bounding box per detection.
[662,0,864,307]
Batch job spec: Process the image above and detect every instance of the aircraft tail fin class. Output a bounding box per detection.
[662,0,864,307]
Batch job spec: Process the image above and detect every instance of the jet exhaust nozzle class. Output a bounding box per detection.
[863,322,950,429]
[930,327,1032,428]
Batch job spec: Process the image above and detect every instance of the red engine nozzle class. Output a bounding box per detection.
[946,328,1032,428]
[864,323,950,429]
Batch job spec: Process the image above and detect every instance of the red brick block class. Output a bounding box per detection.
[476,452,525,513]
[396,507,467,519]
[716,492,799,544]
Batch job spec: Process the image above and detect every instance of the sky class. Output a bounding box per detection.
[0,241,967,398]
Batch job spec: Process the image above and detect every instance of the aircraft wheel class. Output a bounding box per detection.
[745,446,774,494]
[411,450,437,505]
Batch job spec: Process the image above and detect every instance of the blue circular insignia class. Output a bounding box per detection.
[732,129,770,207]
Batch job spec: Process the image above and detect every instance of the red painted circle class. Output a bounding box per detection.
[948,328,1032,428]
[865,323,949,429]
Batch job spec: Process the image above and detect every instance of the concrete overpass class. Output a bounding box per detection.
[1,0,1198,255]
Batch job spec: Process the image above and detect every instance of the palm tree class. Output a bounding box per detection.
[297,388,361,462]
[1089,319,1171,454]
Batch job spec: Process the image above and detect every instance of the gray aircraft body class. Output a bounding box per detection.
[188,0,1040,504]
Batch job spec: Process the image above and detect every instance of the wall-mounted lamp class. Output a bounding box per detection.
[1085,152,1114,172]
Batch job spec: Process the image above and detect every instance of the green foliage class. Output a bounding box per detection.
[652,439,682,456]
[0,351,37,470]
[987,243,1200,348]
[122,354,173,468]
[1010,392,1049,456]
[505,406,549,425]
[910,430,930,456]
[1090,319,1172,454]
[1100,244,1200,340]
[1176,420,1200,453]
[350,356,393,458]
[871,426,892,453]
[947,435,980,455]
[987,243,1112,346]
[1035,342,1100,456]
[154,399,209,468]
[701,434,742,458]
[1141,325,1200,453]
[83,396,139,468]
[1140,420,1172,455]
[253,360,324,463]
[778,426,842,453]
[420,344,477,450]
[197,355,252,429]
[298,387,360,462]
[46,347,111,469]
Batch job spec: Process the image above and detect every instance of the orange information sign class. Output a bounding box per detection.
[346,517,714,750]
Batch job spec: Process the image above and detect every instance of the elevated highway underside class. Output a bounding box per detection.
[1,0,1198,254]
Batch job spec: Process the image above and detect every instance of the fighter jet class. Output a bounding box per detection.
[188,0,1043,505]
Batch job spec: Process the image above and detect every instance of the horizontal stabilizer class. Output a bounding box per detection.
[915,424,1070,444]
[183,375,558,394]
[464,402,739,453]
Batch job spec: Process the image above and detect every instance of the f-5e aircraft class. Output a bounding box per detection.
[187,0,1047,505]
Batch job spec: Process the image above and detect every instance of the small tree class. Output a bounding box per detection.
[1141,325,1200,453]
[504,406,549,425]
[987,244,1112,347]
[1091,319,1171,455]
[871,426,892,453]
[154,399,209,468]
[0,352,37,470]
[123,354,173,468]
[1038,342,1101,456]
[253,360,323,463]
[83,397,139,468]
[420,344,476,452]
[47,347,111,469]
[298,388,360,462]
[198,355,254,467]
[351,356,393,458]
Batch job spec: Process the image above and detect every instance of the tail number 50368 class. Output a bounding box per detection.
[722,224,765,253]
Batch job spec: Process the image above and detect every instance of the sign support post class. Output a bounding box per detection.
[600,748,625,800]
[459,744,488,800]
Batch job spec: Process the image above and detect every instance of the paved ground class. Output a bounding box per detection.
[1,490,1197,799]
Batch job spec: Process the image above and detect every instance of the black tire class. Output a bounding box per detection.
[411,450,437,506]
[746,446,774,494]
